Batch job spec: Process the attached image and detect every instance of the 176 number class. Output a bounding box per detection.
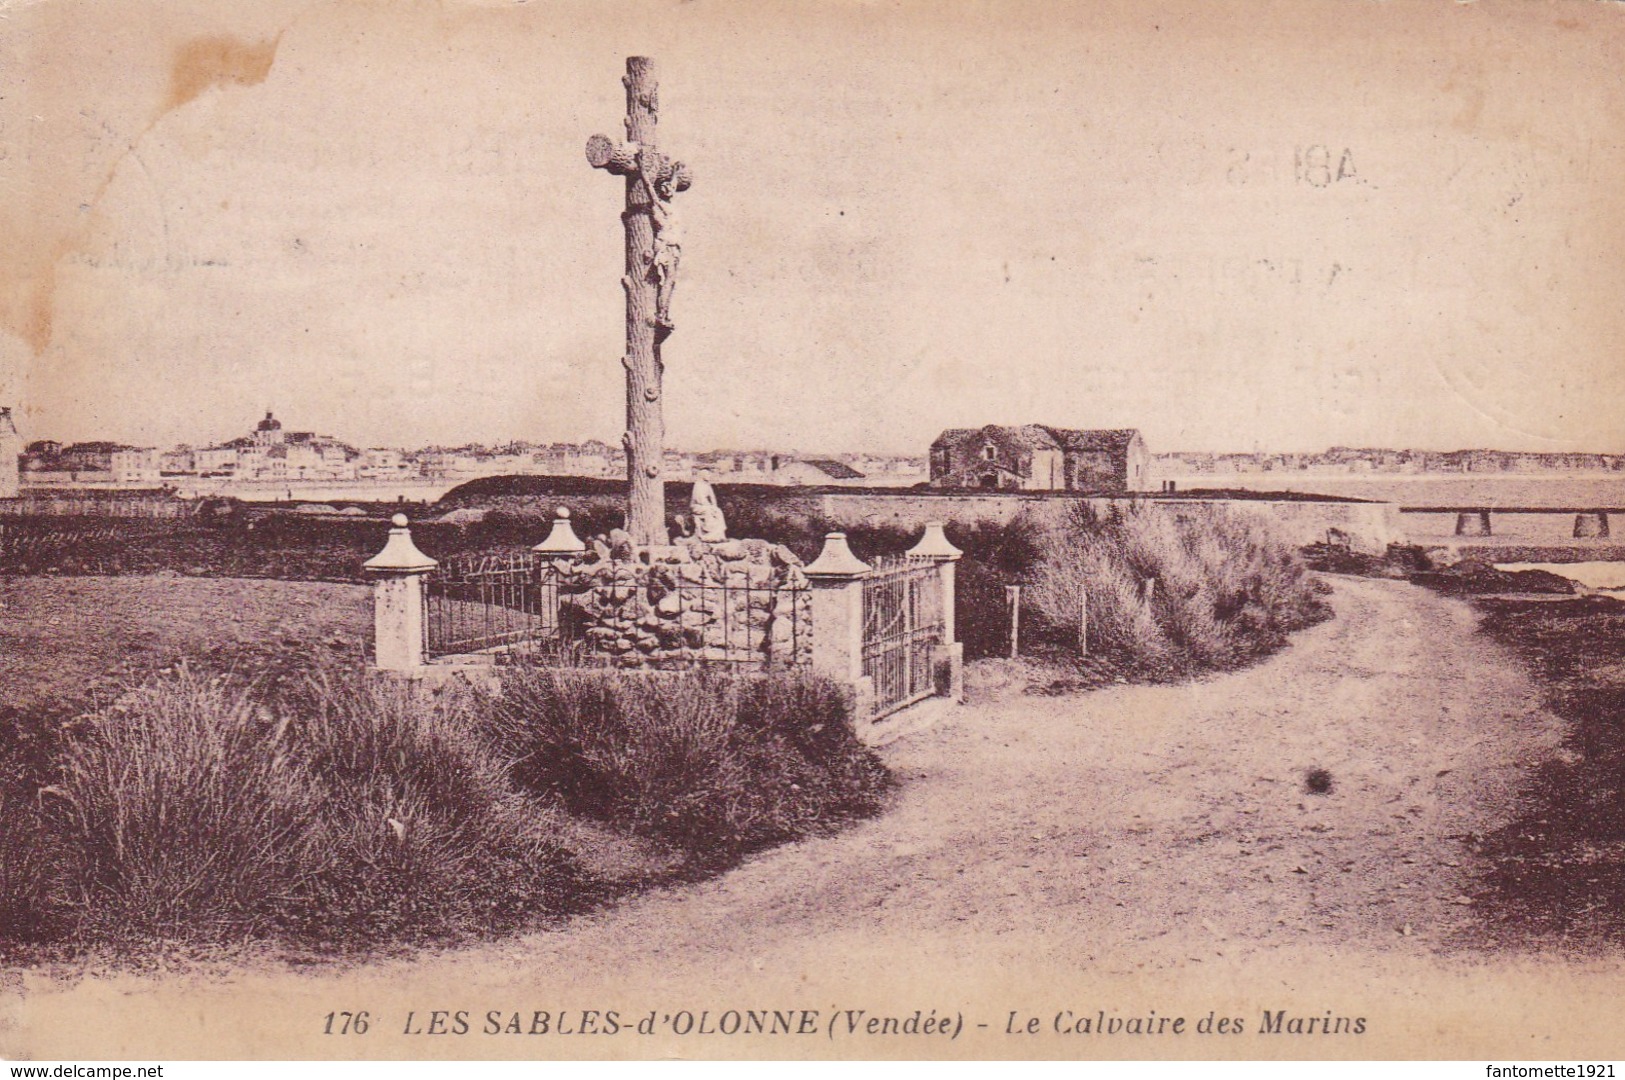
[324,1011,371,1035]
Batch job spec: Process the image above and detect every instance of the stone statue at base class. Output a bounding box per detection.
[689,472,727,543]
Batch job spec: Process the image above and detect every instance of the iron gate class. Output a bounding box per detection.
[861,556,945,718]
[424,550,563,659]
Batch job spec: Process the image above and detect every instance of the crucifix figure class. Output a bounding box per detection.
[585,56,693,548]
[639,154,684,333]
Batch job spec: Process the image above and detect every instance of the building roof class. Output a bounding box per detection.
[931,425,1055,451]
[932,425,1140,456]
[798,458,865,479]
[1037,426,1141,455]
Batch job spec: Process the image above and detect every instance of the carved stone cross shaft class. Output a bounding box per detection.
[586,56,692,548]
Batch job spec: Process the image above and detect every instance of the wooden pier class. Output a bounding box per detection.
[1398,506,1618,539]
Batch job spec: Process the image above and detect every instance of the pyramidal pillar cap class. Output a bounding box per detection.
[364,513,437,573]
[908,521,963,560]
[805,532,871,578]
[533,506,587,554]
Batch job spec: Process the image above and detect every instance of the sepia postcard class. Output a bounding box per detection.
[2,0,1624,1064]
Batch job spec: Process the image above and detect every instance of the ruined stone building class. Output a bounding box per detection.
[928,425,1150,493]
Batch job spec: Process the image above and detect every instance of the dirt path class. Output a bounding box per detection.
[12,576,1621,1059]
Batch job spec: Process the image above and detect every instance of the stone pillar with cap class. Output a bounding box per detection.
[804,532,873,721]
[908,522,962,643]
[530,506,585,638]
[365,513,437,673]
[907,521,965,703]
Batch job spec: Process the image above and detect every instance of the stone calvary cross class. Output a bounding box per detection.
[586,56,693,547]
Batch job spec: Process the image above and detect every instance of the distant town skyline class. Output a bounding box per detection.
[4,2,1623,456]
[16,404,1625,468]
[17,405,1622,500]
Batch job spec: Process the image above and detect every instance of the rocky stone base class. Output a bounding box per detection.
[553,535,811,668]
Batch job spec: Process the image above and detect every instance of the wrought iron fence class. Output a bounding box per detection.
[861,555,945,718]
[424,550,564,660]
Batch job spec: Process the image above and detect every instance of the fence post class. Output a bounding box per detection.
[908,521,964,702]
[1079,582,1089,657]
[805,532,873,721]
[1005,584,1022,659]
[364,513,437,673]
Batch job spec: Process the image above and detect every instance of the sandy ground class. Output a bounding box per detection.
[7,576,1624,1060]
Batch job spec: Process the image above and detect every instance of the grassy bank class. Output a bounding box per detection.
[2,669,580,951]
[1450,592,1625,947]
[1019,504,1331,677]
[0,577,372,720]
[0,512,572,582]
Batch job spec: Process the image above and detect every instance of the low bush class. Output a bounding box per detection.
[0,749,74,945]
[272,671,579,945]
[50,672,320,944]
[941,514,1049,661]
[1022,503,1330,677]
[32,666,578,951]
[2,659,891,959]
[482,667,891,866]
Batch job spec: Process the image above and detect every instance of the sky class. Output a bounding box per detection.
[1,0,1622,455]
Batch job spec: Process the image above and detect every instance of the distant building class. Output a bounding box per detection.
[161,446,196,475]
[253,410,284,446]
[59,441,123,474]
[532,439,620,478]
[0,407,20,498]
[195,441,245,476]
[191,412,361,482]
[111,446,161,485]
[850,454,926,485]
[361,448,414,479]
[928,425,1151,492]
[16,438,156,486]
[767,458,868,487]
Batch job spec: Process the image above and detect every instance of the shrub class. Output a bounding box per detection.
[1022,503,1329,677]
[44,666,577,949]
[275,670,579,945]
[3,657,892,958]
[51,670,323,943]
[0,751,75,945]
[482,668,891,865]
